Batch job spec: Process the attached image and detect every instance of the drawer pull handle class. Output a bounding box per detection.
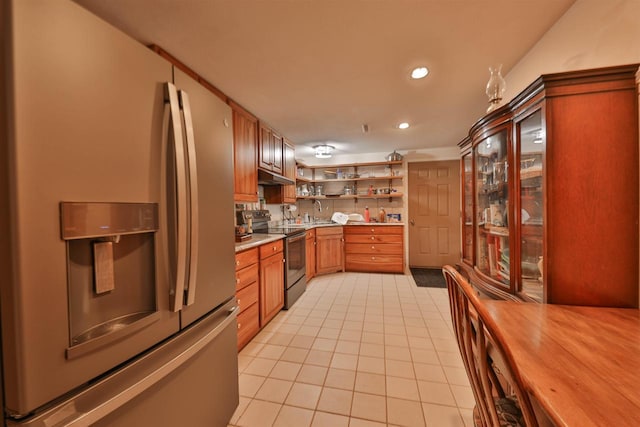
[236,278,240,284]
[236,260,240,266]
[371,246,375,249]
[371,228,374,232]
[237,323,241,329]
[273,246,277,251]
[371,236,375,240]
[237,299,241,305]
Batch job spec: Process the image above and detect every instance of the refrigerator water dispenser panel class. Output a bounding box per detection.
[61,202,161,359]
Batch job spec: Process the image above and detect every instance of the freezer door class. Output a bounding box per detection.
[7,300,239,427]
[173,69,237,328]
[1,0,179,416]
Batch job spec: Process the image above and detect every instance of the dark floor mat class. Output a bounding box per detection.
[410,267,447,288]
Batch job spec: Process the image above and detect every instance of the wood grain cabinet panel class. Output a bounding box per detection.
[230,101,258,202]
[237,302,260,351]
[306,229,316,281]
[344,225,404,273]
[259,248,284,326]
[235,248,260,350]
[315,227,344,275]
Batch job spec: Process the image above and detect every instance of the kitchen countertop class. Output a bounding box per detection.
[235,222,404,253]
[235,233,284,252]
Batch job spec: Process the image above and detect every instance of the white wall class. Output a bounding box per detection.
[503,0,640,102]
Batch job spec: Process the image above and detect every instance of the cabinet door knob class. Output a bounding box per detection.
[236,260,240,266]
[236,278,240,284]
[371,236,375,240]
[371,246,375,249]
[237,323,241,329]
[237,299,241,305]
[371,228,374,232]
[282,258,286,263]
[371,256,376,260]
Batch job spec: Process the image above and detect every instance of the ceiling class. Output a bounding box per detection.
[74,0,576,158]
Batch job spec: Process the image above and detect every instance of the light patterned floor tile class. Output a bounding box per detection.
[386,376,420,401]
[421,402,466,427]
[354,371,386,396]
[273,404,315,427]
[350,392,386,423]
[297,364,328,385]
[236,399,281,427]
[255,378,294,403]
[387,397,426,427]
[317,387,353,416]
[325,368,356,390]
[236,273,473,427]
[285,382,322,409]
[311,411,350,427]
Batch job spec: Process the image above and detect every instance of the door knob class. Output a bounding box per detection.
[410,219,415,226]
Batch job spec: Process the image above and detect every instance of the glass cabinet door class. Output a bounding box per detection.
[462,153,473,264]
[474,130,509,285]
[517,110,544,302]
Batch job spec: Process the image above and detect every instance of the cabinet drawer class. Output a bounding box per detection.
[236,281,259,314]
[236,247,258,270]
[259,239,283,259]
[345,254,404,273]
[344,234,403,244]
[345,243,403,255]
[344,225,403,235]
[316,226,343,237]
[236,263,259,291]
[237,302,260,351]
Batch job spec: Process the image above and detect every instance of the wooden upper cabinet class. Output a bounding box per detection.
[230,101,258,202]
[258,121,284,174]
[271,131,283,174]
[283,140,296,203]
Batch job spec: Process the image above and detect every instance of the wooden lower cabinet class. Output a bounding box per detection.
[235,247,259,350]
[316,226,344,275]
[259,240,285,326]
[305,229,316,281]
[237,303,259,351]
[344,225,404,273]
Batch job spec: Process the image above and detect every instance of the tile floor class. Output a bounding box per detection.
[229,272,474,427]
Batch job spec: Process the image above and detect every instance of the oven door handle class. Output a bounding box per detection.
[287,233,306,244]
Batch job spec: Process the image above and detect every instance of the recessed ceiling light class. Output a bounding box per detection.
[410,67,429,79]
[398,122,410,129]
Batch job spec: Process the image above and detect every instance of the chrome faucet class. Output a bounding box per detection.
[314,199,322,213]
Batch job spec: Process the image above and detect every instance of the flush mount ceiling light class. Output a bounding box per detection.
[410,67,429,79]
[314,144,334,158]
[398,122,410,130]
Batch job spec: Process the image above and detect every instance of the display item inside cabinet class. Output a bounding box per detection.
[474,129,510,286]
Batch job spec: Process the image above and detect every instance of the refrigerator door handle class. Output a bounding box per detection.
[179,90,199,307]
[166,82,188,312]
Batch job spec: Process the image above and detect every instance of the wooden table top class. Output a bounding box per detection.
[483,301,640,427]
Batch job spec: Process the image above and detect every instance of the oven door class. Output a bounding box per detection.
[285,232,306,289]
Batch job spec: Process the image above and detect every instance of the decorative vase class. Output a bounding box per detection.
[486,64,506,113]
[537,256,544,279]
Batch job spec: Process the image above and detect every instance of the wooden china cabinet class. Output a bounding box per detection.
[459,64,639,308]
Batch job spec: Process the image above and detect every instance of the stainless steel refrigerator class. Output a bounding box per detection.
[0,1,239,425]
